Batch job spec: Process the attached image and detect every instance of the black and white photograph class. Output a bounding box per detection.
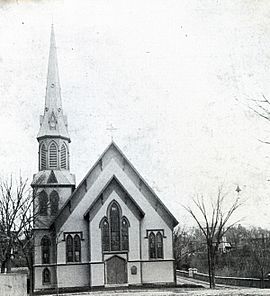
[1,1,270,295]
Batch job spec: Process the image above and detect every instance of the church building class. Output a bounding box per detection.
[31,26,178,292]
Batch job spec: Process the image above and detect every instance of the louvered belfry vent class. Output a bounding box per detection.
[49,142,58,169]
[40,144,47,170]
[61,144,67,169]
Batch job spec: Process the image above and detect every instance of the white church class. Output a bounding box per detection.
[31,26,178,292]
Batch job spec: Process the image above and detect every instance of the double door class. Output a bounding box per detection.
[106,255,127,284]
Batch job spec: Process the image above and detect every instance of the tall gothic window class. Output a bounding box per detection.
[149,232,156,259]
[42,268,51,284]
[156,232,163,259]
[148,231,164,259]
[110,203,120,251]
[39,191,48,216]
[50,190,59,216]
[40,144,47,170]
[66,235,74,262]
[121,218,129,251]
[66,234,81,263]
[49,142,58,169]
[74,234,81,262]
[41,236,50,264]
[60,144,68,169]
[101,218,110,251]
[100,201,129,252]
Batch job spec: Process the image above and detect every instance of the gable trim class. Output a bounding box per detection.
[83,175,145,221]
[50,141,178,229]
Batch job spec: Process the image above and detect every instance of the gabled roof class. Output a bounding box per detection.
[47,170,58,184]
[83,175,145,220]
[31,170,75,187]
[50,141,178,229]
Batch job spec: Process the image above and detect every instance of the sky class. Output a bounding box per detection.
[0,0,270,228]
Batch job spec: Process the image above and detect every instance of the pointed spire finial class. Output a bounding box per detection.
[45,23,62,110]
[37,25,70,142]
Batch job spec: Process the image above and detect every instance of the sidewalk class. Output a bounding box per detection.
[42,287,270,296]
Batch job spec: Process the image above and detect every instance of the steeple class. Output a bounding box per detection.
[32,25,75,232]
[37,25,70,142]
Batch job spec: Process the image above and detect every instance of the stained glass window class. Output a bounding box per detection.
[66,235,74,262]
[100,202,130,253]
[149,232,156,259]
[121,218,129,251]
[110,203,120,251]
[74,234,81,262]
[102,219,110,251]
[156,232,163,259]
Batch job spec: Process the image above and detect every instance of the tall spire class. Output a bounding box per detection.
[45,24,62,111]
[37,25,70,142]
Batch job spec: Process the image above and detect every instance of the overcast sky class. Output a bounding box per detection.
[1,0,270,228]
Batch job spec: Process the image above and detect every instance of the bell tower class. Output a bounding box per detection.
[32,25,76,228]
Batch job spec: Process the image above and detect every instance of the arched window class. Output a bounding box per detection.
[156,232,163,259]
[60,144,68,169]
[74,234,81,262]
[50,191,59,216]
[121,218,129,251]
[49,142,58,169]
[42,268,51,284]
[40,144,47,170]
[100,202,130,253]
[149,232,156,259]
[66,235,74,262]
[110,203,120,251]
[41,236,50,264]
[39,191,48,216]
[101,218,110,251]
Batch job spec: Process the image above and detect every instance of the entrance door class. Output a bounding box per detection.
[106,256,127,284]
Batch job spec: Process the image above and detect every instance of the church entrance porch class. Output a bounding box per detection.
[106,255,127,285]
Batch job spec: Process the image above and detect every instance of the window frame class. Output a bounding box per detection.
[41,236,51,264]
[121,217,129,251]
[40,143,47,170]
[39,191,48,216]
[149,232,156,259]
[50,190,59,216]
[66,234,74,263]
[42,267,51,285]
[65,233,82,263]
[100,201,130,253]
[110,202,121,251]
[60,143,68,169]
[147,230,165,260]
[101,218,110,251]
[156,231,164,259]
[74,234,81,262]
[48,141,58,169]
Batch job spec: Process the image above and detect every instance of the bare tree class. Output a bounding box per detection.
[173,226,197,270]
[248,229,270,288]
[237,95,270,144]
[184,186,242,288]
[16,214,35,294]
[0,176,41,295]
[0,177,32,273]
